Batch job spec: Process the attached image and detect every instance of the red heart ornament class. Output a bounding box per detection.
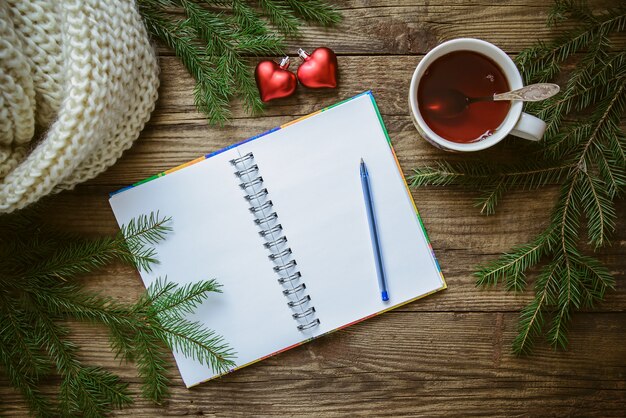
[255,57,297,102]
[296,47,338,89]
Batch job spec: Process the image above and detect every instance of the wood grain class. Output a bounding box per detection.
[2,313,625,416]
[2,0,626,416]
[153,0,626,56]
[41,187,626,314]
[85,55,622,185]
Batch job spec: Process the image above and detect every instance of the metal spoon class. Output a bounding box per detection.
[423,83,560,119]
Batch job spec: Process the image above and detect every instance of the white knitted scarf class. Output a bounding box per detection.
[0,0,159,213]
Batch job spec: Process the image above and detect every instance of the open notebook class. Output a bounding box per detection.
[109,91,446,387]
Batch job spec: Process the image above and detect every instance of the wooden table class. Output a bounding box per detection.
[3,1,625,416]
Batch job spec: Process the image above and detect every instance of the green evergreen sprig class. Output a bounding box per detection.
[0,211,235,417]
[410,0,625,355]
[137,0,341,124]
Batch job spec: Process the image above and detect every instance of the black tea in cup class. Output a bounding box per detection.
[417,51,511,143]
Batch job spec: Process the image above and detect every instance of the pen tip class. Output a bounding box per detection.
[360,158,364,164]
[381,291,389,301]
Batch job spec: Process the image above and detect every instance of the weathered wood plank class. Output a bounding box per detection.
[2,312,625,416]
[41,186,626,312]
[154,55,425,119]
[153,0,626,56]
[85,54,609,186]
[152,54,586,120]
[83,118,545,186]
[3,1,625,416]
[88,55,440,187]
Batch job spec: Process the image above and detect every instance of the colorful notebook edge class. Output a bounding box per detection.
[109,91,374,197]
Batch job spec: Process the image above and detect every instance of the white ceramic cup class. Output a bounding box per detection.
[408,38,547,152]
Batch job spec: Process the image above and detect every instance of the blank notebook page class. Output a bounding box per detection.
[236,93,445,335]
[109,92,445,388]
[109,149,304,387]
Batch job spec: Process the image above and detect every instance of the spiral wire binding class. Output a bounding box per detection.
[231,152,320,331]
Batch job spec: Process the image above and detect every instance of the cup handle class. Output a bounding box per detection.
[510,112,546,141]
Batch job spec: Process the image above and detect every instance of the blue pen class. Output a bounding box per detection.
[360,158,389,302]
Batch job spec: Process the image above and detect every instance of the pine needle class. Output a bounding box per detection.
[137,0,341,124]
[411,1,626,355]
[258,0,301,35]
[474,234,551,291]
[284,0,341,25]
[150,277,223,316]
[0,211,234,416]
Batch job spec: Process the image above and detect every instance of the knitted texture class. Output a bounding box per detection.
[0,0,160,213]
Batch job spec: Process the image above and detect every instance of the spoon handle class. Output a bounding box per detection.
[493,83,560,102]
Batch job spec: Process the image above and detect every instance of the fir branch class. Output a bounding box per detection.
[284,0,341,25]
[154,315,236,374]
[547,285,573,349]
[181,0,267,114]
[410,160,572,191]
[476,179,507,216]
[108,322,137,363]
[144,278,235,378]
[232,0,268,35]
[59,367,132,417]
[258,0,301,35]
[540,123,593,159]
[235,34,284,55]
[0,297,51,378]
[579,170,615,247]
[122,211,172,247]
[137,0,341,124]
[0,298,52,417]
[595,141,626,198]
[29,312,134,417]
[526,52,626,139]
[120,211,172,272]
[141,278,178,311]
[11,212,172,283]
[410,160,572,215]
[29,307,77,375]
[149,277,223,317]
[576,80,626,166]
[139,3,232,124]
[576,254,615,304]
[512,262,559,355]
[133,327,170,403]
[0,342,50,418]
[474,233,552,291]
[548,0,597,26]
[411,1,626,354]
[516,3,626,83]
[0,212,233,416]
[32,284,137,330]
[21,237,140,281]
